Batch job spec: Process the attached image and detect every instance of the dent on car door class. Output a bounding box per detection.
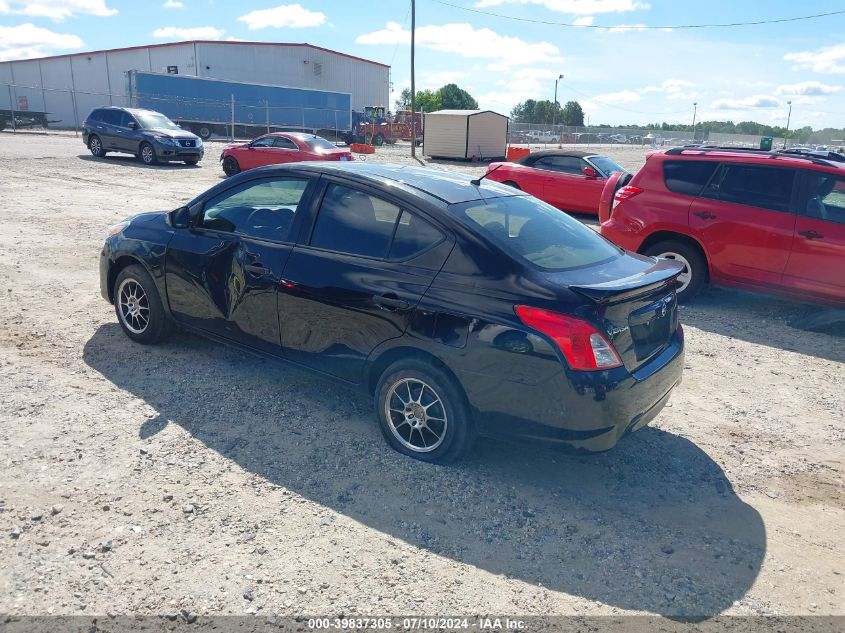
[782,171,845,301]
[277,181,452,382]
[164,175,314,353]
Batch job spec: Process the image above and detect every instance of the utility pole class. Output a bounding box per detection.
[691,102,697,139]
[551,74,563,139]
[410,0,417,158]
[783,100,792,149]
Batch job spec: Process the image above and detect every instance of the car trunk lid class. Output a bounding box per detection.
[559,255,683,371]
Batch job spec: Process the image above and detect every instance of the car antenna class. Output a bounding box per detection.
[470,163,503,186]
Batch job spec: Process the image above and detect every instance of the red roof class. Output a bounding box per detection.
[2,40,390,69]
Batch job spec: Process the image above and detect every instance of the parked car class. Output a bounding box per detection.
[221,132,353,176]
[99,163,684,463]
[482,150,630,215]
[528,130,559,143]
[82,106,203,166]
[599,146,845,306]
[609,134,629,144]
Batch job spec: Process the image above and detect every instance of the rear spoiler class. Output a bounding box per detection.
[569,261,683,304]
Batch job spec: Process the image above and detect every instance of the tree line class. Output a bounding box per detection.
[392,85,842,143]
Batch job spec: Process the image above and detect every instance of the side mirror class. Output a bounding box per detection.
[168,206,191,229]
[582,166,599,178]
[128,121,138,130]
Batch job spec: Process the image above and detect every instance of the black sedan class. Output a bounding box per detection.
[99,162,684,463]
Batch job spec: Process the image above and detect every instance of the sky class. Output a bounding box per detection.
[1,0,845,128]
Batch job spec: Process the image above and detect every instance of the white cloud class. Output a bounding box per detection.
[474,0,649,15]
[785,43,845,74]
[639,78,697,100]
[711,94,780,110]
[356,22,563,67]
[573,16,594,26]
[775,81,841,97]
[594,89,641,103]
[152,26,224,39]
[162,0,183,8]
[0,22,83,60]
[603,23,671,33]
[0,0,116,21]
[420,71,468,88]
[237,4,326,30]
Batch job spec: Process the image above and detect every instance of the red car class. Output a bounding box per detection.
[221,132,353,176]
[599,146,845,306]
[483,150,629,216]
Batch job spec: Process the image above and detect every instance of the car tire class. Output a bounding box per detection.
[113,264,172,344]
[139,142,158,166]
[184,159,199,166]
[644,240,707,303]
[89,135,106,157]
[222,156,240,176]
[375,359,475,464]
[503,180,521,190]
[373,133,385,147]
[196,125,212,140]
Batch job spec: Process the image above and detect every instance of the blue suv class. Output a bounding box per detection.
[82,106,204,166]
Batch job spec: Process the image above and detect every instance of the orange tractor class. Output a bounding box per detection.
[343,106,424,146]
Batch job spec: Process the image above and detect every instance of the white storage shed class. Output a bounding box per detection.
[423,109,508,160]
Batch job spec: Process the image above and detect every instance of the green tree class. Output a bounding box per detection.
[437,83,479,110]
[394,88,411,112]
[415,89,442,113]
[560,101,584,126]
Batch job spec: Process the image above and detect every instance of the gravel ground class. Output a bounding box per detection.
[0,132,843,620]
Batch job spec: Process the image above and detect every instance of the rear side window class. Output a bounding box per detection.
[389,211,444,259]
[88,109,104,122]
[534,156,583,175]
[100,110,121,125]
[663,160,719,196]
[702,164,796,212]
[273,137,298,149]
[310,184,401,258]
[452,195,620,271]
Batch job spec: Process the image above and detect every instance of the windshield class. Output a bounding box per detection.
[451,195,621,271]
[589,156,626,176]
[303,136,338,151]
[134,111,180,130]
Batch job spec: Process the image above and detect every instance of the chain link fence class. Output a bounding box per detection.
[0,82,350,142]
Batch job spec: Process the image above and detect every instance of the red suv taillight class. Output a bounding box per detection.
[514,306,623,371]
[612,185,643,209]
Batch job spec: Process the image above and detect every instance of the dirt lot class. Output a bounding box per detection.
[0,132,842,621]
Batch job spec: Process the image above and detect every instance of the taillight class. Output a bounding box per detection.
[612,185,644,209]
[514,306,623,371]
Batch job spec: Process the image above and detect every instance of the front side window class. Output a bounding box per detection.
[101,110,121,126]
[803,172,845,224]
[453,195,620,271]
[702,164,796,213]
[663,160,719,197]
[250,136,276,148]
[310,185,401,258]
[201,178,309,241]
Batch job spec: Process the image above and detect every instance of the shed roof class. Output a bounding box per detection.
[428,109,508,118]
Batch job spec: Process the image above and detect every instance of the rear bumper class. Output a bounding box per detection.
[462,328,685,452]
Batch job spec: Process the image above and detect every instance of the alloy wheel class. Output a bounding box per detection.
[117,278,150,334]
[90,137,101,156]
[141,145,155,165]
[656,251,693,293]
[384,378,448,453]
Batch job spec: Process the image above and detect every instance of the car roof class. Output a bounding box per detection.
[241,162,520,204]
[523,150,594,160]
[660,146,845,172]
[94,106,161,117]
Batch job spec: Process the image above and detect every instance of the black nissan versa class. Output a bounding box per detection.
[99,162,685,463]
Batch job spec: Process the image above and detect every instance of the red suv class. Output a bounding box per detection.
[599,147,845,306]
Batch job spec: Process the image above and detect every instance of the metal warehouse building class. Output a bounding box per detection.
[0,40,390,128]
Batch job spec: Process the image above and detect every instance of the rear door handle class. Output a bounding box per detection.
[244,263,271,275]
[798,230,824,240]
[374,294,410,311]
[694,211,717,219]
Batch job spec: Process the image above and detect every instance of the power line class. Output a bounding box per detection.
[428,0,845,29]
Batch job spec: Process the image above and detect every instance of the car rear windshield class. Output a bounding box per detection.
[302,136,338,151]
[451,195,620,271]
[134,111,180,130]
[589,156,626,175]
